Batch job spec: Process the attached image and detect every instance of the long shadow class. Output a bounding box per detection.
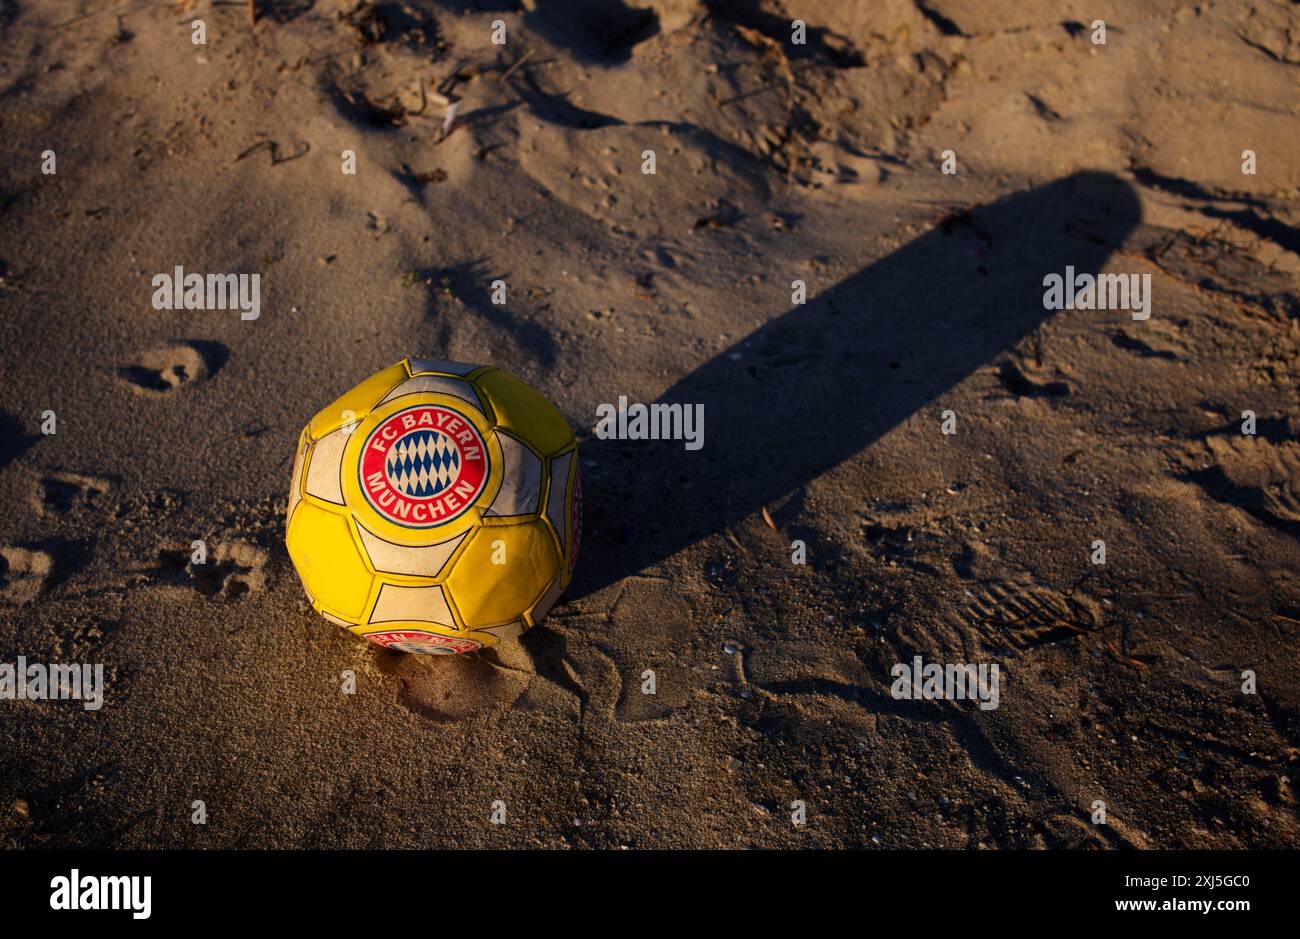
[571,171,1141,599]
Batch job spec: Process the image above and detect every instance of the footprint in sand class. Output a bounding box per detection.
[374,627,591,723]
[116,341,226,394]
[995,359,1071,399]
[956,580,1103,652]
[377,648,532,723]
[34,470,114,517]
[1190,436,1300,533]
[0,409,39,474]
[151,536,269,600]
[0,546,53,605]
[1036,813,1104,848]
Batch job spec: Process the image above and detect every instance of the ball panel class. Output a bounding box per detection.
[378,376,492,421]
[406,358,484,377]
[544,450,574,558]
[527,574,565,626]
[568,462,582,575]
[470,619,527,646]
[446,520,559,628]
[484,431,543,518]
[303,426,348,505]
[307,361,407,440]
[474,368,574,456]
[355,523,467,578]
[287,431,308,526]
[369,582,457,629]
[285,500,374,621]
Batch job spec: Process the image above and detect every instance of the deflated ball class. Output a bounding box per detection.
[285,358,581,654]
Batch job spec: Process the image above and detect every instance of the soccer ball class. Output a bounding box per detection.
[285,358,581,654]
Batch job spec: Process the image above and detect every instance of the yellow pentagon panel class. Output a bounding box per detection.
[474,368,575,456]
[446,520,559,629]
[306,360,408,441]
[285,500,373,622]
[340,392,503,546]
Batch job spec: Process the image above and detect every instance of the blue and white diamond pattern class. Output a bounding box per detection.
[385,430,459,497]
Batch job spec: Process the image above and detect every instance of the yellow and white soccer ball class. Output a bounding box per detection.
[285,358,581,654]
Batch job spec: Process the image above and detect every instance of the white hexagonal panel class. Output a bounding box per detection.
[378,376,488,415]
[530,575,565,624]
[407,358,482,377]
[545,451,573,553]
[486,432,542,518]
[370,583,455,627]
[476,620,527,643]
[356,524,467,578]
[287,436,307,524]
[304,427,348,505]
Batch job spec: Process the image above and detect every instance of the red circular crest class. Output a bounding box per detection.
[363,630,482,654]
[357,404,489,528]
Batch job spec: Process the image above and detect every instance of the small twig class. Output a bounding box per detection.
[437,58,474,97]
[236,140,275,163]
[234,139,310,165]
[500,48,535,83]
[248,0,257,27]
[717,81,778,108]
[409,77,428,116]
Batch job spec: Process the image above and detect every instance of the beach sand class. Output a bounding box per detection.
[0,0,1297,847]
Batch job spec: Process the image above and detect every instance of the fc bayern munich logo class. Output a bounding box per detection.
[363,630,482,654]
[358,404,489,528]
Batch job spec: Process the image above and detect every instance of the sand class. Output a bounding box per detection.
[0,0,1297,848]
